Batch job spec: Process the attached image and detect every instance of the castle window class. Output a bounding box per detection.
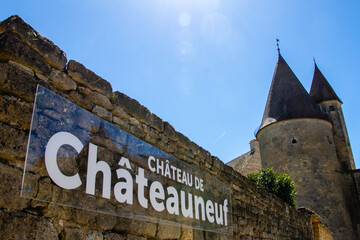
[320,105,327,113]
[327,136,333,145]
[329,105,335,111]
[291,137,298,145]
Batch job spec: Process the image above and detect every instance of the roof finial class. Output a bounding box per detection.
[276,38,280,55]
[313,57,317,67]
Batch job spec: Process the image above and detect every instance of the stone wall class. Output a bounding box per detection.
[318,100,355,171]
[351,170,360,235]
[0,15,314,239]
[227,140,262,176]
[311,214,333,240]
[256,118,357,239]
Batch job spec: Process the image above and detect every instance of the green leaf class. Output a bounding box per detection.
[246,167,297,207]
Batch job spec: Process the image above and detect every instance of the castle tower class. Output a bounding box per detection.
[256,54,358,239]
[309,64,356,171]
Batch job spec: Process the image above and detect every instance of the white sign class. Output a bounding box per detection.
[21,85,233,234]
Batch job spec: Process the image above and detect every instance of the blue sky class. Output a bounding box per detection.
[2,0,360,168]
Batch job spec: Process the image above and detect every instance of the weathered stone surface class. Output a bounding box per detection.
[0,94,32,130]
[52,218,65,234]
[0,15,67,70]
[35,72,49,82]
[111,91,163,132]
[0,62,48,102]
[111,91,146,117]
[114,218,157,238]
[0,33,51,75]
[156,224,181,239]
[61,227,86,240]
[43,203,74,221]
[180,227,193,240]
[163,121,194,151]
[85,230,104,240]
[193,230,205,240]
[163,121,176,140]
[176,132,193,150]
[87,90,113,110]
[78,85,92,96]
[0,122,28,161]
[0,210,58,239]
[74,208,97,226]
[8,59,33,75]
[96,212,117,231]
[257,119,355,239]
[69,90,94,110]
[67,60,112,97]
[104,233,146,240]
[129,116,140,126]
[0,162,29,210]
[92,105,112,122]
[49,68,77,91]
[130,124,145,139]
[142,124,161,143]
[112,106,131,120]
[113,116,130,131]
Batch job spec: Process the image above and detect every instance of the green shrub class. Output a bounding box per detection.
[247,168,297,207]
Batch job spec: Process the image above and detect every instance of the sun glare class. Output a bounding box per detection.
[179,12,191,26]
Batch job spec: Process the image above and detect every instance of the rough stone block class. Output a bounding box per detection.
[112,106,131,120]
[156,224,181,239]
[87,90,113,110]
[142,124,161,141]
[163,121,176,140]
[111,91,163,131]
[61,227,86,240]
[114,218,157,238]
[212,156,223,170]
[0,15,67,70]
[0,95,33,130]
[0,122,28,161]
[8,59,33,75]
[96,212,117,231]
[69,90,94,111]
[176,132,192,150]
[78,85,92,96]
[67,60,112,97]
[49,68,77,91]
[0,62,48,102]
[92,105,112,122]
[0,33,51,75]
[113,116,130,131]
[129,116,140,126]
[0,210,58,239]
[43,203,74,221]
[35,72,49,82]
[148,113,164,132]
[180,227,193,240]
[192,229,205,240]
[74,208,97,226]
[0,162,29,210]
[130,124,146,139]
[104,233,146,240]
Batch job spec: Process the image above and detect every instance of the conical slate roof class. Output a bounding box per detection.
[309,64,342,104]
[258,55,329,132]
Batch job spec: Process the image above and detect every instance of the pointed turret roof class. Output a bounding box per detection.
[309,64,342,104]
[258,54,329,132]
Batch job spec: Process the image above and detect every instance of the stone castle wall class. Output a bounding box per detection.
[0,15,314,239]
[256,118,356,239]
[227,140,262,176]
[318,100,355,171]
